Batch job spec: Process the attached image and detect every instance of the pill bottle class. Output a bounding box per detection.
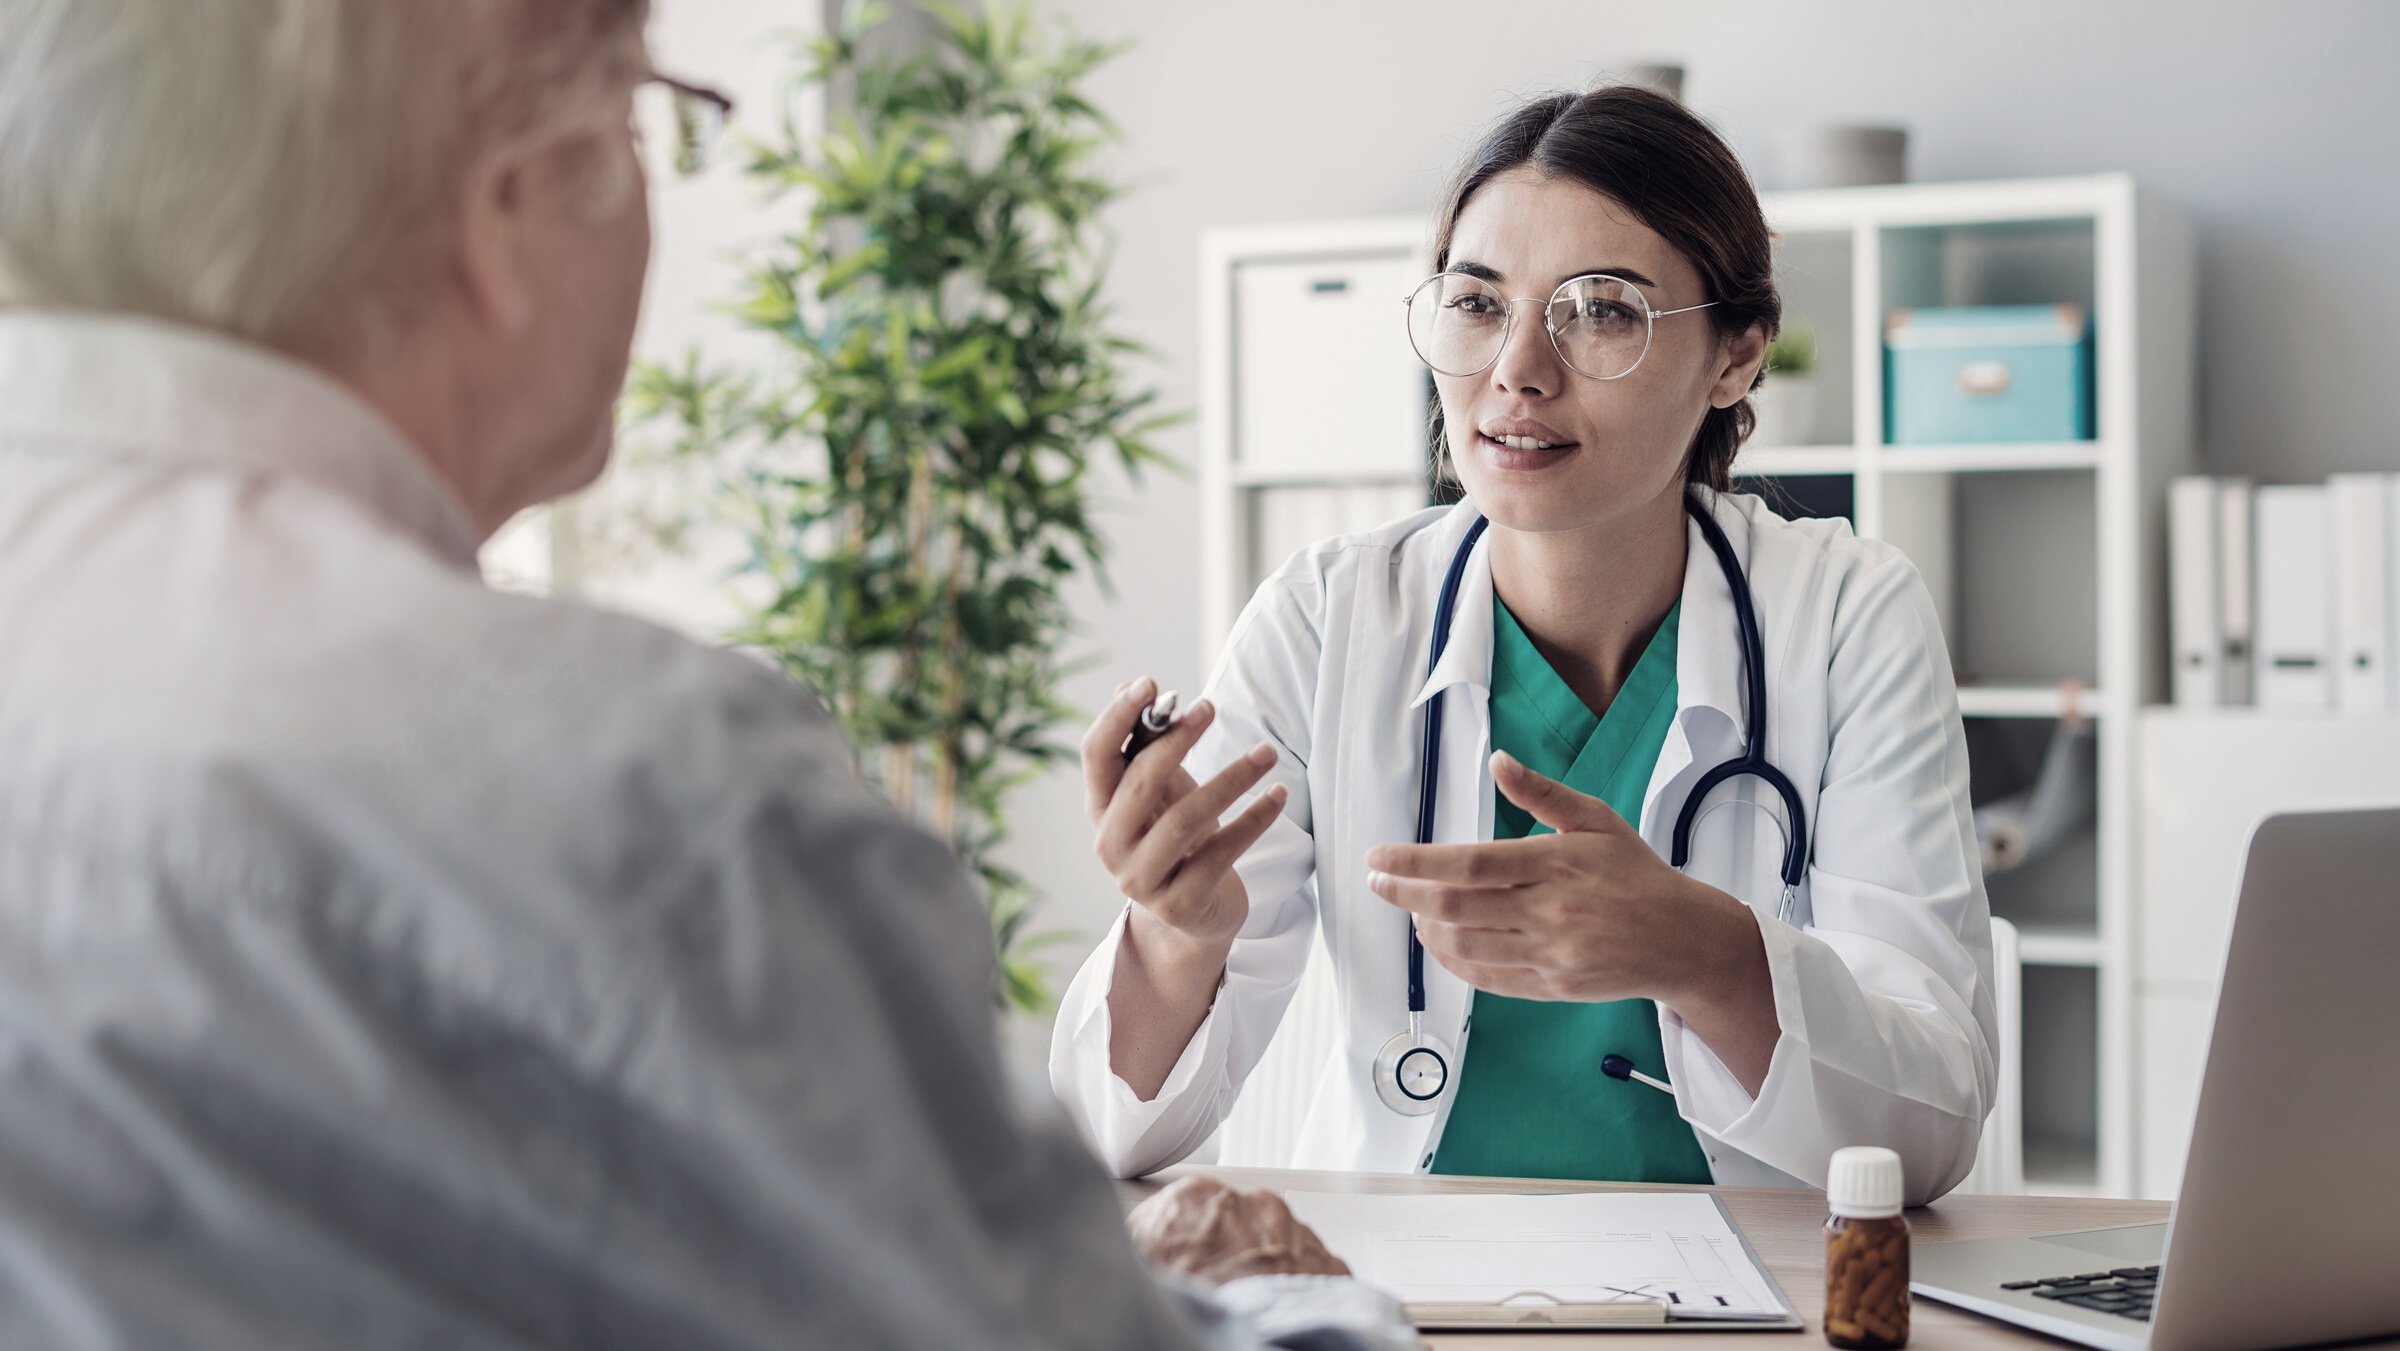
[1824,1146,1908,1348]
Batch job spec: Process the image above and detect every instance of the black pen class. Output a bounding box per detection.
[1120,690,1179,761]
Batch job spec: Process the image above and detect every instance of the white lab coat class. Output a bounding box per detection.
[1051,491,1998,1206]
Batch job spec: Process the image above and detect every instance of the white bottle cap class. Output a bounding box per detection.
[1828,1146,1904,1218]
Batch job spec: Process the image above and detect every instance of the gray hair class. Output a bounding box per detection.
[0,0,651,360]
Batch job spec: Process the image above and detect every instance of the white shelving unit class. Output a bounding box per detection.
[1743,174,2197,1199]
[1198,175,2196,1197]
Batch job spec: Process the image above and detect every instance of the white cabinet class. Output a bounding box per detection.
[2132,708,2400,1198]
[2134,990,2214,1202]
[1232,254,1426,480]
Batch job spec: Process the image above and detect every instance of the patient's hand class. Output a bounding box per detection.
[1126,1177,1352,1285]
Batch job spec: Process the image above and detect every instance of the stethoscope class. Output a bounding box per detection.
[1372,494,1812,1117]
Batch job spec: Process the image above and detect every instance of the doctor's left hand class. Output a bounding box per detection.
[1364,750,1761,1008]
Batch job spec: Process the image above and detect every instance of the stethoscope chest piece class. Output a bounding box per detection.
[1372,1028,1453,1115]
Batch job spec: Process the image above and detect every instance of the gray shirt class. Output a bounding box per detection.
[0,311,1414,1351]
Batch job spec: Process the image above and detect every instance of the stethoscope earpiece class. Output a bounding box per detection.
[1599,1053,1676,1097]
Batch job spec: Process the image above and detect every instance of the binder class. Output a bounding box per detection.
[2329,474,2393,714]
[2169,476,2222,707]
[2253,485,2333,713]
[2390,474,2400,711]
[2217,479,2256,706]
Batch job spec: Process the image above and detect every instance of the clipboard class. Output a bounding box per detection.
[1285,1190,1807,1333]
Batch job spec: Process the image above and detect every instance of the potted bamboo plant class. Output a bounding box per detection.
[627,0,1175,1011]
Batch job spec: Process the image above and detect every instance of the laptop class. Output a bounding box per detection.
[1912,807,2400,1351]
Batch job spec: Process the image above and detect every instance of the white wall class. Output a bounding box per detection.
[998,0,2400,990]
[488,0,818,630]
[593,3,2400,1050]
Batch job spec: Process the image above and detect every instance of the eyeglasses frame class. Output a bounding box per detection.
[1401,269,1718,382]
[638,71,736,177]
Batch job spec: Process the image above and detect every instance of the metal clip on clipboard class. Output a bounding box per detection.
[1409,1288,1671,1328]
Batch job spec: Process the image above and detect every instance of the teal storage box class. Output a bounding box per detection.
[1884,304,2094,443]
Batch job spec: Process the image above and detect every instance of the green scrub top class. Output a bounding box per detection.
[1428,597,1714,1183]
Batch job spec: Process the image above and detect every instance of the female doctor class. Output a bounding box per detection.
[1050,85,1997,1205]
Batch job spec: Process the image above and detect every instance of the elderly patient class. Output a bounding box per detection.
[0,3,1414,1348]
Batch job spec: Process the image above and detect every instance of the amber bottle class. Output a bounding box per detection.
[1824,1147,1908,1348]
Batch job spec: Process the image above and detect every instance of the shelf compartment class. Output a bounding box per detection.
[1878,216,2102,455]
[1759,229,1857,449]
[1732,472,1853,528]
[1968,715,2100,935]
[1880,216,2100,318]
[2024,1132,2104,1197]
[1880,469,2099,689]
[2020,964,2102,1197]
[1987,827,2101,937]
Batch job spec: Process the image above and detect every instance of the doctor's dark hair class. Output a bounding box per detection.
[1429,85,1780,493]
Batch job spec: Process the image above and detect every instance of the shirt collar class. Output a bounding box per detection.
[1407,488,1755,749]
[1407,501,1498,710]
[0,309,482,569]
[1671,489,1752,750]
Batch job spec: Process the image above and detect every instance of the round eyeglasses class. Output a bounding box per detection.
[1403,271,1717,381]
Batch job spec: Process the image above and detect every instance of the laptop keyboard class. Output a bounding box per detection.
[1998,1267,2161,1322]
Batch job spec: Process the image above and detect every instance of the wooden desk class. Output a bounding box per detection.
[1120,1166,2179,1349]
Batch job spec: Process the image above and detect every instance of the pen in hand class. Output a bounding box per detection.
[1120,690,1180,761]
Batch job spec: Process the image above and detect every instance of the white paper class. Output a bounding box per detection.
[1280,1190,1789,1320]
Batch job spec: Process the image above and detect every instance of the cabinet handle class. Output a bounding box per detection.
[1959,360,2013,396]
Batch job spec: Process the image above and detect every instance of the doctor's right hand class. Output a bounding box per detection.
[1081,676,1288,954]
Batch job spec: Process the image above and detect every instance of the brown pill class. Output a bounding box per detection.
[1863,1265,1901,1308]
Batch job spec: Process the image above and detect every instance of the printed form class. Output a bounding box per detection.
[1280,1190,1792,1321]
